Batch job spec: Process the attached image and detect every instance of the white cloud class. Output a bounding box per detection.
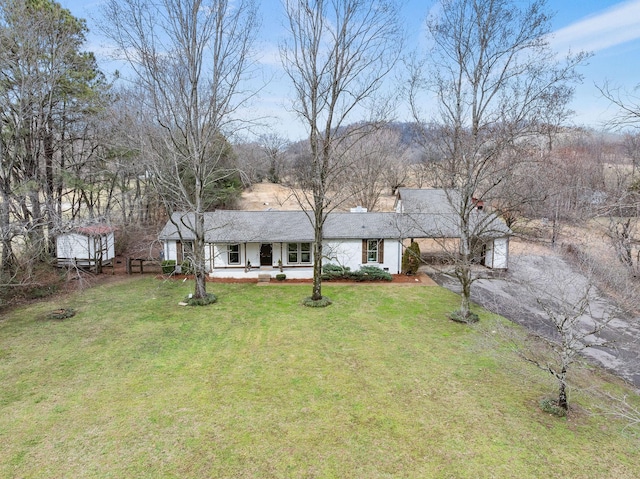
[255,44,282,67]
[550,0,640,53]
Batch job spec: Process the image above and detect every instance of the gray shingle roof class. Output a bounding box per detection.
[159,207,511,243]
[395,188,460,214]
[160,211,314,242]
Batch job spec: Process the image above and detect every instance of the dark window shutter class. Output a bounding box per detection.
[379,239,384,263]
[362,239,367,263]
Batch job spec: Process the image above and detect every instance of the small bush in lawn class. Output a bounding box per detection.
[302,296,332,307]
[184,293,217,306]
[402,241,421,275]
[275,274,286,281]
[46,308,76,320]
[161,260,176,274]
[449,310,479,324]
[539,398,567,417]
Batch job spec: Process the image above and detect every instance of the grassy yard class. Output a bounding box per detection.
[0,277,638,478]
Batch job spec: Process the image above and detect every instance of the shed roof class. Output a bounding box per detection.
[65,225,117,236]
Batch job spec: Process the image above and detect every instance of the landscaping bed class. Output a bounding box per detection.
[161,273,428,284]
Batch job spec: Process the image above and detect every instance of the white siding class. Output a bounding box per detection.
[166,238,403,278]
[273,243,284,266]
[324,239,401,274]
[164,240,178,264]
[483,237,509,269]
[211,243,254,269]
[211,243,282,269]
[212,244,226,268]
[491,237,509,269]
[107,233,115,260]
[56,232,115,265]
[57,233,90,260]
[246,243,261,267]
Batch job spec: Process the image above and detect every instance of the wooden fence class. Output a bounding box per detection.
[126,257,162,275]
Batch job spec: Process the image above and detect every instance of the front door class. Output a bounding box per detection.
[260,243,273,267]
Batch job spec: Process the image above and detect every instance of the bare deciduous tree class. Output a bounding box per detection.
[280,0,402,303]
[409,0,588,321]
[513,264,613,413]
[340,126,407,211]
[598,80,640,130]
[232,141,264,187]
[260,133,290,185]
[622,132,640,179]
[483,251,617,414]
[233,133,290,187]
[102,0,258,300]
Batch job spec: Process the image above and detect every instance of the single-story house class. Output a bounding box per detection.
[159,189,511,279]
[56,224,116,272]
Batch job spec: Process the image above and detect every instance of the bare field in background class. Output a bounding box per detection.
[239,181,398,212]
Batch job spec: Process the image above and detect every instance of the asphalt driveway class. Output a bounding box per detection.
[426,246,640,390]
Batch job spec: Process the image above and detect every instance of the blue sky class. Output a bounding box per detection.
[58,0,640,139]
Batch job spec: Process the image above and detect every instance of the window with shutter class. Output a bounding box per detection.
[363,239,384,263]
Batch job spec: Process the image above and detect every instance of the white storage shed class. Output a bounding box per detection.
[56,225,116,272]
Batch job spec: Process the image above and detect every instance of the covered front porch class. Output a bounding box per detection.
[208,265,315,280]
[208,241,315,279]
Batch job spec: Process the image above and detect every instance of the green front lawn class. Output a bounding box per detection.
[0,277,638,478]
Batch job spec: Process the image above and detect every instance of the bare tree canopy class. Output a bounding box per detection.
[101,0,259,299]
[340,125,409,211]
[280,0,403,303]
[410,0,588,321]
[505,257,613,413]
[598,81,640,130]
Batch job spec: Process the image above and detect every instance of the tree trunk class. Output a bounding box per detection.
[459,268,472,318]
[0,184,16,277]
[458,222,473,319]
[195,270,207,299]
[43,114,56,257]
[557,369,568,411]
[193,210,208,299]
[311,208,323,301]
[551,200,560,247]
